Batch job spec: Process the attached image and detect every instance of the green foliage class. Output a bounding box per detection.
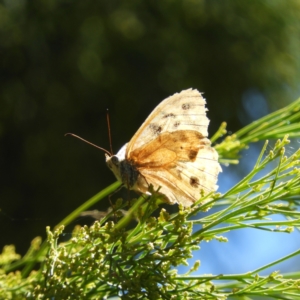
[35,208,201,299]
[213,97,300,164]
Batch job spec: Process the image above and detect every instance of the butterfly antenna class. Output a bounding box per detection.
[106,108,114,155]
[65,133,112,156]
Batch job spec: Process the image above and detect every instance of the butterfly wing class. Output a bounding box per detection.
[127,89,209,156]
[126,89,221,206]
[129,130,220,206]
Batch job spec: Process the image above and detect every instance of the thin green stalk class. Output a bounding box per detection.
[251,248,300,274]
[12,181,121,277]
[57,181,121,228]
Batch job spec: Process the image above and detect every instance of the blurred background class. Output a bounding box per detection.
[1,0,300,275]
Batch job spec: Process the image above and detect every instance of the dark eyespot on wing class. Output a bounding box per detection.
[189,176,199,188]
[173,121,180,128]
[182,103,191,110]
[163,113,176,118]
[149,123,163,135]
[188,149,198,161]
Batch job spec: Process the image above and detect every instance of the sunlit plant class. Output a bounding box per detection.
[1,99,300,299]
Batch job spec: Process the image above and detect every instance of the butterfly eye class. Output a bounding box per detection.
[111,156,119,166]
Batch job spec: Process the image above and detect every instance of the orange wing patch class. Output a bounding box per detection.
[129,131,207,167]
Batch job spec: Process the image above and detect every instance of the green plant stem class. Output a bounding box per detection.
[57,181,121,228]
[235,98,300,140]
[114,195,146,230]
[6,181,121,277]
[251,248,300,274]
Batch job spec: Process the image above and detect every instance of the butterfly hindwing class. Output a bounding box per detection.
[132,135,220,206]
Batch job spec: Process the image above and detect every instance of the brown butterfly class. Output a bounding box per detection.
[105,89,221,206]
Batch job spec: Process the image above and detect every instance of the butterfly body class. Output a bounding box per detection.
[106,89,221,207]
[106,143,140,189]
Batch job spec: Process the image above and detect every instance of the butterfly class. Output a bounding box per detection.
[105,88,221,207]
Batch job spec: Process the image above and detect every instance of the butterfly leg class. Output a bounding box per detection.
[108,184,125,221]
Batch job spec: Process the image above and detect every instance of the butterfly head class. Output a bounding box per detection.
[106,143,140,189]
[105,154,122,181]
[106,143,126,183]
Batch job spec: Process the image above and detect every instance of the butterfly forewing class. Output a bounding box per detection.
[126,89,209,156]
